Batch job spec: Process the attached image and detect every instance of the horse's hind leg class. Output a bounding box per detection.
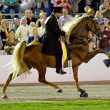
[1,73,13,98]
[37,66,63,93]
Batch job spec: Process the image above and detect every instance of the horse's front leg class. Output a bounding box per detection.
[84,49,110,63]
[72,66,88,97]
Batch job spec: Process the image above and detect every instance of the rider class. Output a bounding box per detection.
[41,7,66,75]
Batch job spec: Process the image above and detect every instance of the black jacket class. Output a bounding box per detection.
[41,13,65,55]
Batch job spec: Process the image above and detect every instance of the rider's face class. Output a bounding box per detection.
[57,13,62,19]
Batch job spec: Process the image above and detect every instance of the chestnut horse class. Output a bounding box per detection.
[2,16,110,98]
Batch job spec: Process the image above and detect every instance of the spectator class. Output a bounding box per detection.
[94,11,105,24]
[56,0,72,13]
[37,19,45,38]
[58,7,73,28]
[99,0,110,18]
[98,21,110,53]
[24,9,29,17]
[3,0,19,19]
[51,0,57,8]
[37,0,52,17]
[29,22,36,27]
[69,0,81,16]
[19,9,29,25]
[74,12,81,18]
[48,0,53,16]
[10,18,20,32]
[0,35,3,50]
[83,5,94,16]
[26,10,37,25]
[4,29,18,55]
[0,13,3,25]
[104,17,110,25]
[0,35,3,55]
[36,12,47,28]
[29,22,36,36]
[78,0,86,13]
[15,16,31,42]
[39,10,47,20]
[91,0,101,12]
[101,0,110,3]
[0,19,9,50]
[19,0,36,13]
[27,27,40,44]
[88,31,96,52]
[86,0,92,6]
[0,3,3,11]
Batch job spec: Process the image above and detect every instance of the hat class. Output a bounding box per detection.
[88,8,93,13]
[99,22,105,25]
[53,7,62,13]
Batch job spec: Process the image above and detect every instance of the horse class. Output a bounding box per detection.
[2,15,110,98]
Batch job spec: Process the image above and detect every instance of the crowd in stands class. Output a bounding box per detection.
[0,0,110,55]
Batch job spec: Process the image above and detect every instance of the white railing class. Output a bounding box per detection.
[0,54,110,84]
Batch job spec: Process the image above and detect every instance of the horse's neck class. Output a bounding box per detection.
[72,20,88,36]
[69,20,89,44]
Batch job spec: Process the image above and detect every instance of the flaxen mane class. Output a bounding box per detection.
[62,16,84,35]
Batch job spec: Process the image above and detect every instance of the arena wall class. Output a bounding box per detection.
[0,54,110,85]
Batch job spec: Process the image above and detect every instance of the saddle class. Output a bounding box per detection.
[27,37,71,61]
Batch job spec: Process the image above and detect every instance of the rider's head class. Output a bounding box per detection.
[53,7,62,19]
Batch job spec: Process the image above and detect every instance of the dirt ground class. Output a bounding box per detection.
[0,82,110,103]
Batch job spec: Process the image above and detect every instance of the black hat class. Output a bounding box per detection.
[53,7,62,13]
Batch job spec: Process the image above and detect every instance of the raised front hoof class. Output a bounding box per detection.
[103,59,110,68]
[57,89,63,93]
[80,92,88,97]
[2,95,8,99]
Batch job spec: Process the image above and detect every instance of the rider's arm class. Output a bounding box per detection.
[49,18,65,38]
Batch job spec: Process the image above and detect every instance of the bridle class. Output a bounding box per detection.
[89,17,102,39]
[68,16,102,45]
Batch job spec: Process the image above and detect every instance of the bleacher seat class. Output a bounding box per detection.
[3,9,24,19]
[0,1,38,26]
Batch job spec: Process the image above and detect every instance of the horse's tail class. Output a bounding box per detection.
[9,40,31,79]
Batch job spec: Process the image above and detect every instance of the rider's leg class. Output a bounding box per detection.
[55,52,66,75]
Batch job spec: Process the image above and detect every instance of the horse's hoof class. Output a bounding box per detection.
[103,59,110,68]
[80,92,88,97]
[2,95,8,99]
[57,89,63,93]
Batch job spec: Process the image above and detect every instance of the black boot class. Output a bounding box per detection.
[56,69,66,75]
[103,59,110,68]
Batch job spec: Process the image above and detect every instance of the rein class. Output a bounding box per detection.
[89,17,103,40]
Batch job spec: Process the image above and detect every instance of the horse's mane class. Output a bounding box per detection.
[62,16,85,35]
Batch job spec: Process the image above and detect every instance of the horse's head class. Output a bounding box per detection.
[87,16,103,39]
[62,15,103,44]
